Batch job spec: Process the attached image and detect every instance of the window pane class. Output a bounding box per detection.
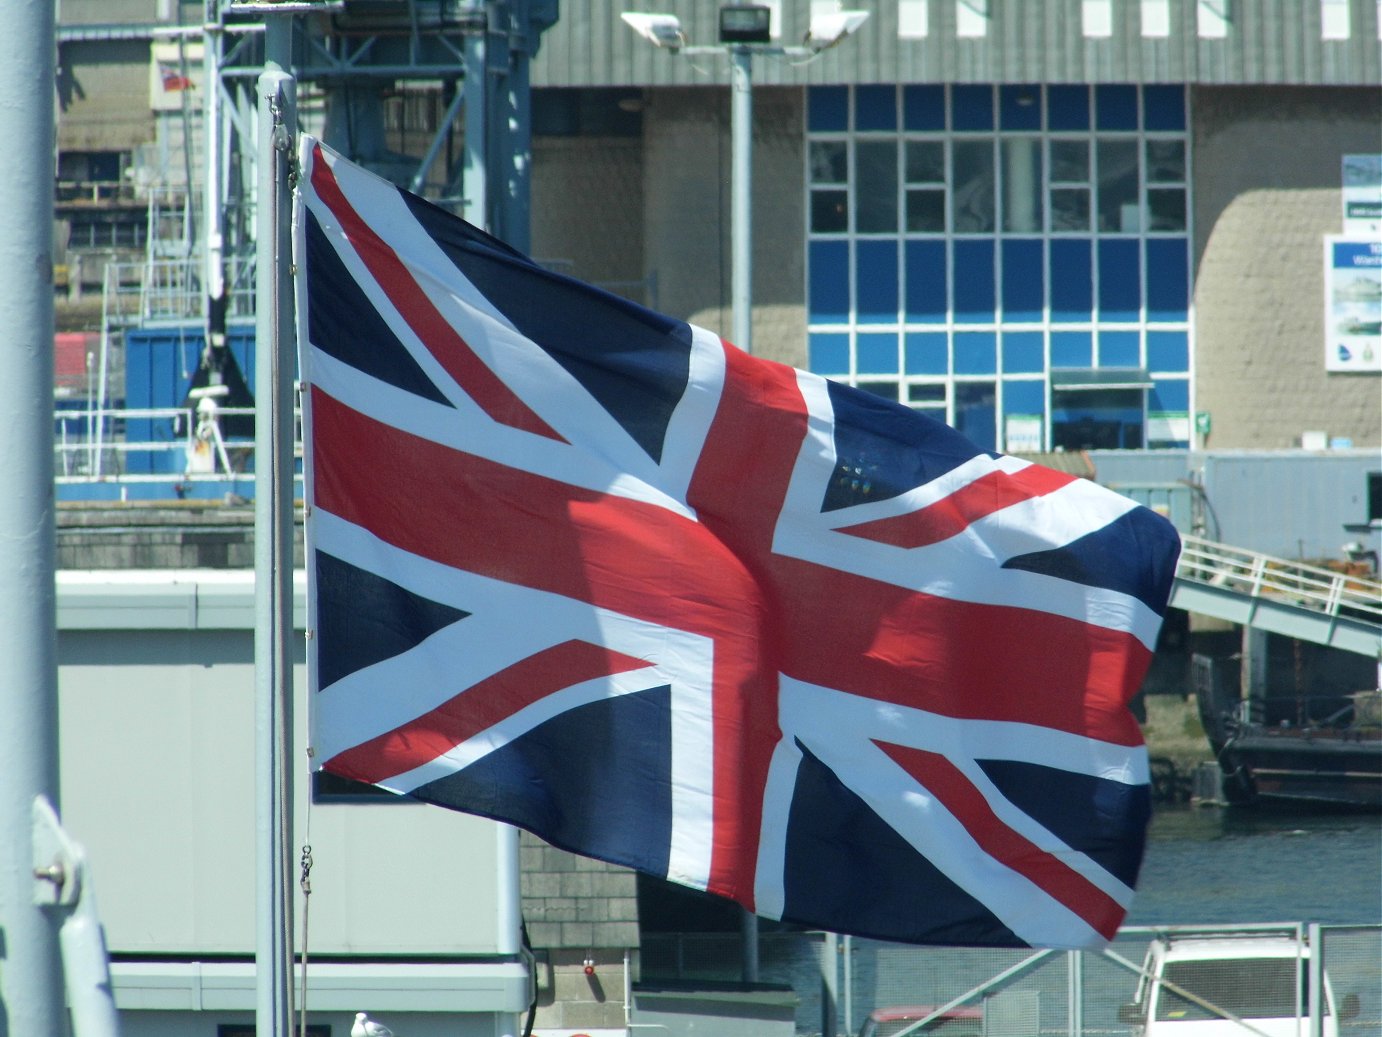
[1097,139,1139,232]
[857,381,900,401]
[955,381,997,450]
[906,189,946,232]
[1051,188,1091,231]
[1146,139,1185,183]
[1050,139,1089,183]
[1002,138,1043,233]
[811,190,849,233]
[905,140,945,182]
[810,140,848,184]
[952,139,995,233]
[908,382,947,404]
[1148,188,1186,231]
[856,140,898,233]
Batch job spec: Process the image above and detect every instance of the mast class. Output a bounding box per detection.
[0,0,62,1027]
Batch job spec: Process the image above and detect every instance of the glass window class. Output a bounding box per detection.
[907,382,948,410]
[955,381,997,450]
[954,330,997,375]
[1145,139,1185,183]
[858,333,901,374]
[905,333,949,374]
[856,140,899,233]
[907,190,947,233]
[1147,330,1189,372]
[1051,330,1093,368]
[1157,959,1307,1022]
[1050,139,1090,182]
[810,332,850,374]
[1048,85,1090,131]
[904,84,946,131]
[812,190,849,233]
[1001,138,1043,233]
[906,140,946,182]
[856,85,898,131]
[1097,139,1140,232]
[811,140,848,183]
[805,85,1190,452]
[952,85,994,131]
[858,381,900,401]
[952,139,995,232]
[1051,189,1091,231]
[1148,189,1186,231]
[1096,84,1139,130]
[1003,331,1045,373]
[809,86,849,132]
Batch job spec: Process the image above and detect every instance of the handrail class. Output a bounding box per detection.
[1176,533,1382,624]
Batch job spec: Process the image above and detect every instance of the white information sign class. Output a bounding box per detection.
[1324,236,1382,373]
[1342,155,1382,234]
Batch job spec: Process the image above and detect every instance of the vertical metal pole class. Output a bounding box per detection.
[729,46,753,356]
[204,6,226,329]
[1068,949,1084,1037]
[255,22,296,1033]
[842,933,854,1034]
[1307,923,1323,1037]
[821,933,840,1037]
[730,43,758,982]
[0,0,62,1029]
[462,26,489,229]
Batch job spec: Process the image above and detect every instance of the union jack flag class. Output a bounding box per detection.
[296,138,1180,949]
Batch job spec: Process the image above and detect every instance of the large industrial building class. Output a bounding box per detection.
[46,1,1381,1034]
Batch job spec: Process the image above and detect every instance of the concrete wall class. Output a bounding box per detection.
[640,86,806,368]
[58,39,156,152]
[56,594,517,959]
[531,135,645,291]
[1191,85,1382,450]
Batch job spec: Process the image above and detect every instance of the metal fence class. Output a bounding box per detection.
[639,923,1382,1037]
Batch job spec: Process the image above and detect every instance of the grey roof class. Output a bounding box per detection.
[532,0,1382,88]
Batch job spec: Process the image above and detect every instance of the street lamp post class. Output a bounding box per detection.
[621,0,869,985]
[622,4,867,360]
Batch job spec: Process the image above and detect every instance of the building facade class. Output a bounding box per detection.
[526,0,1381,454]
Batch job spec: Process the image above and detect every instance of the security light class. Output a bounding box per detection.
[806,9,869,50]
[620,12,685,49]
[719,3,772,44]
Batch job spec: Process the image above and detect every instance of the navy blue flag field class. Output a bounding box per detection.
[295,138,1181,949]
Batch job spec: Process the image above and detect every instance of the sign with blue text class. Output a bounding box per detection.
[1324,237,1382,373]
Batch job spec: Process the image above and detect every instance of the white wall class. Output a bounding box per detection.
[56,570,531,1028]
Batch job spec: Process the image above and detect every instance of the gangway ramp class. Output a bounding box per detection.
[1170,534,1382,657]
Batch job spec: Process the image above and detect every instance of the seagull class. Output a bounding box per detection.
[352,1012,395,1037]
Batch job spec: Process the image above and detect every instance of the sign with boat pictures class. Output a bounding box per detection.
[1323,236,1382,373]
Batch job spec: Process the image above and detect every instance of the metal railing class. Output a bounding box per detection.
[54,404,297,487]
[1176,534,1382,626]
[640,923,1382,1036]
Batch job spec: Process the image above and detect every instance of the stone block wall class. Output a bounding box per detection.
[520,832,640,1033]
[1192,85,1382,450]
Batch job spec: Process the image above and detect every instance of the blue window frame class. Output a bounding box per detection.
[807,84,1191,451]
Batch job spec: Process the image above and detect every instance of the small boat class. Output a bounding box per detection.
[1193,654,1382,809]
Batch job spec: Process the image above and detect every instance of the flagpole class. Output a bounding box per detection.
[0,0,62,1028]
[255,20,297,1035]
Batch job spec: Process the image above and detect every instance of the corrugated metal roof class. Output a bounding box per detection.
[532,0,1381,88]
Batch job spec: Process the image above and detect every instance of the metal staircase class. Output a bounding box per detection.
[1171,534,1382,657]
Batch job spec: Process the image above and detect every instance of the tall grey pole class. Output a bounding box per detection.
[729,44,760,983]
[255,22,297,1032]
[0,0,62,1030]
[729,46,752,357]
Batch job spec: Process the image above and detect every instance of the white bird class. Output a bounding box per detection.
[352,1012,395,1037]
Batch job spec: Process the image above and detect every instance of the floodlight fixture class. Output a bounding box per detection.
[806,9,869,50]
[620,11,685,50]
[719,3,772,44]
